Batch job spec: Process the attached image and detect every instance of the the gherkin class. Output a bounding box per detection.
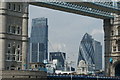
[78,33,102,72]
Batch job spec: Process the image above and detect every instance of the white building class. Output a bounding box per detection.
[77,60,88,75]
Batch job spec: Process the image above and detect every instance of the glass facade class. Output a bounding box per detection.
[49,52,66,70]
[30,17,48,63]
[78,33,102,71]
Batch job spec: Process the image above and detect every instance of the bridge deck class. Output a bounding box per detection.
[30,0,120,19]
[72,2,120,14]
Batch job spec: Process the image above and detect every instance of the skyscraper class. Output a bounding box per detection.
[78,33,102,72]
[29,17,48,63]
[93,41,102,71]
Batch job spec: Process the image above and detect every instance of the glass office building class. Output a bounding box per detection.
[29,17,48,63]
[78,33,102,72]
[49,52,66,70]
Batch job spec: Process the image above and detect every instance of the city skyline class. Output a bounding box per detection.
[0,1,119,78]
[29,5,104,67]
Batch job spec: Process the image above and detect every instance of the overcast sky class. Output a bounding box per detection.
[28,5,104,67]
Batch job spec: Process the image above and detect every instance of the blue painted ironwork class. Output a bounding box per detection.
[41,1,113,18]
[47,74,120,80]
[30,0,120,19]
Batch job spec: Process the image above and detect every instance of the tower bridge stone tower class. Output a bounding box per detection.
[104,14,120,76]
[0,2,47,80]
[0,2,28,70]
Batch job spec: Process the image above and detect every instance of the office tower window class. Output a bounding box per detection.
[32,43,38,51]
[32,52,37,62]
[8,3,11,10]
[39,43,44,51]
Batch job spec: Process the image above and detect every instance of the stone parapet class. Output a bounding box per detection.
[0,70,47,80]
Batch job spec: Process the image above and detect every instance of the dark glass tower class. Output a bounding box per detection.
[29,17,48,63]
[49,52,66,70]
